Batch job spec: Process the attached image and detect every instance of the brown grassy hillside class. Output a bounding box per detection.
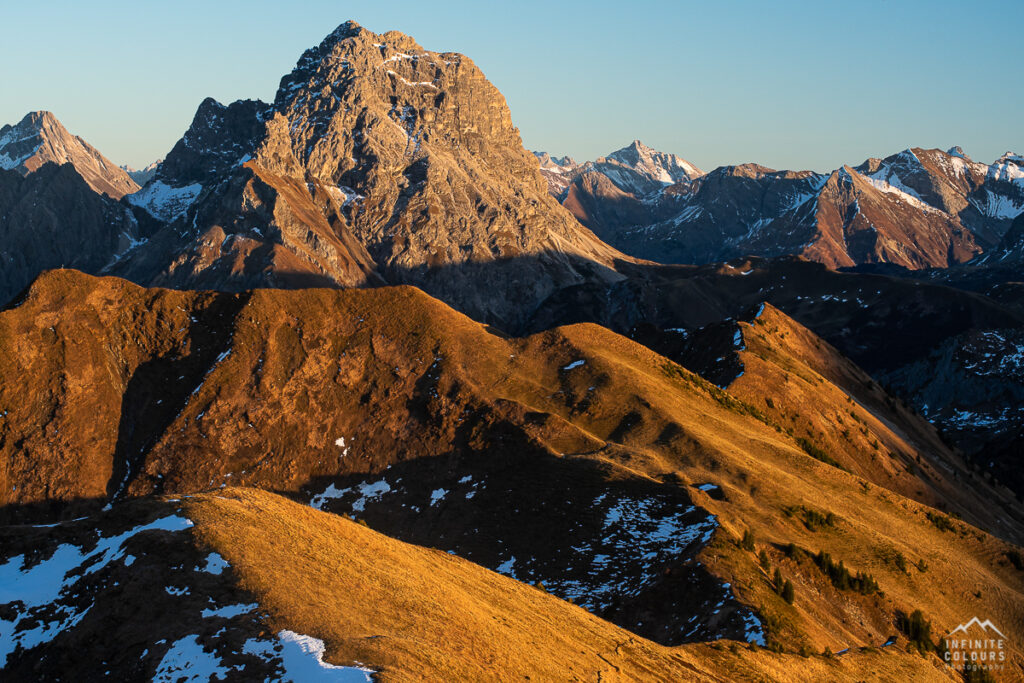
[727,304,1019,534]
[0,270,1022,679]
[0,487,958,681]
[185,487,960,682]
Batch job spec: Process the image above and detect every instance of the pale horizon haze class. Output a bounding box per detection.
[1,0,1021,172]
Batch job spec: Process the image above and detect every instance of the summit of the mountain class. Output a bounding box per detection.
[532,141,705,243]
[0,111,139,199]
[997,150,1024,165]
[600,139,704,188]
[110,21,626,329]
[536,140,704,200]
[947,145,969,159]
[534,151,577,170]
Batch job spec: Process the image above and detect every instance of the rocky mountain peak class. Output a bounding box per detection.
[158,97,269,187]
[534,151,578,171]
[601,139,703,187]
[5,110,62,139]
[608,139,655,160]
[109,22,626,330]
[0,110,138,198]
[997,151,1024,166]
[267,20,545,189]
[121,158,163,185]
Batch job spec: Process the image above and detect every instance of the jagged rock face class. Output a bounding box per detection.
[162,99,270,188]
[561,170,685,245]
[534,152,579,196]
[0,164,139,303]
[113,21,625,330]
[0,111,139,199]
[541,144,1023,270]
[615,166,830,265]
[533,142,703,246]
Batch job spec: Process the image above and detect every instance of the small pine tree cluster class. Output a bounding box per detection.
[801,507,838,531]
[813,551,879,595]
[771,568,795,604]
[795,437,845,470]
[1007,548,1024,571]
[898,609,935,655]
[740,529,756,551]
[892,550,908,573]
[926,510,956,532]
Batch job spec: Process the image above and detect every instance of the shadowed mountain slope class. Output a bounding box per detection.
[0,163,141,304]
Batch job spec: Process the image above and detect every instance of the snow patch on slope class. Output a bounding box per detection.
[154,634,231,682]
[0,515,194,667]
[243,631,375,681]
[127,180,203,222]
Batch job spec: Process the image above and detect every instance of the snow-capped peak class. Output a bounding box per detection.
[997,151,1024,165]
[0,110,139,198]
[533,151,578,174]
[591,140,703,195]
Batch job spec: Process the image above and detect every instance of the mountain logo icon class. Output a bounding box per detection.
[948,617,1007,639]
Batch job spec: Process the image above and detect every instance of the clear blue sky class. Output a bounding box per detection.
[2,1,1020,172]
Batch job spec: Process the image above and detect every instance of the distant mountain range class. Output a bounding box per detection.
[536,142,1024,269]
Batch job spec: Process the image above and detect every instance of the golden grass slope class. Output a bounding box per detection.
[1,271,1022,677]
[727,303,1019,535]
[186,487,957,682]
